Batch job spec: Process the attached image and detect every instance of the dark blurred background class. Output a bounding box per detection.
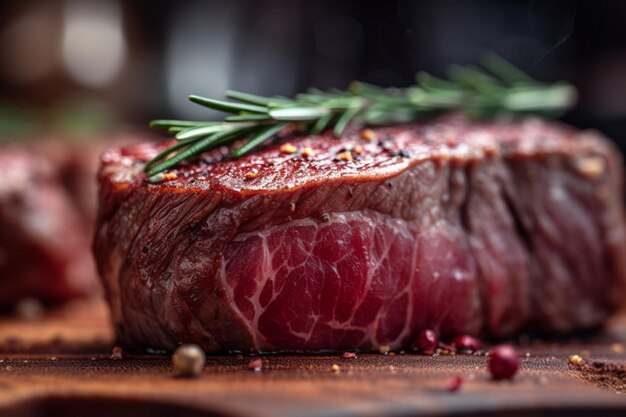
[1,0,626,152]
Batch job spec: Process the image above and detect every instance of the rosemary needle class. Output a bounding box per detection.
[146,53,577,176]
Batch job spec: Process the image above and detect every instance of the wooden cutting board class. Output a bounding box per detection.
[1,299,626,417]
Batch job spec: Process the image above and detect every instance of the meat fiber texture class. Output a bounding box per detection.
[95,117,626,353]
[0,148,96,309]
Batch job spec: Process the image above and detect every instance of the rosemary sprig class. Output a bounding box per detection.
[146,53,577,177]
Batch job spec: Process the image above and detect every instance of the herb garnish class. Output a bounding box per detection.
[146,53,576,177]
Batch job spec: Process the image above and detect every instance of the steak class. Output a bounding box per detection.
[94,117,626,353]
[0,148,96,309]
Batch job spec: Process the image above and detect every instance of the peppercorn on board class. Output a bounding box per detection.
[1,299,626,417]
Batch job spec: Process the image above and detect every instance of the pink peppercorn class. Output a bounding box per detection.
[447,375,463,392]
[488,345,519,380]
[110,346,123,360]
[453,335,481,352]
[342,352,358,359]
[413,329,439,355]
[248,358,263,372]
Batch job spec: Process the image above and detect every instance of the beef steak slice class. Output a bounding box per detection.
[0,148,95,308]
[94,117,626,352]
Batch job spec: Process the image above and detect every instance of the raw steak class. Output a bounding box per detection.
[94,117,626,352]
[0,148,95,309]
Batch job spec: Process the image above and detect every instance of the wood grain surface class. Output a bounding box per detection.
[1,298,626,417]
